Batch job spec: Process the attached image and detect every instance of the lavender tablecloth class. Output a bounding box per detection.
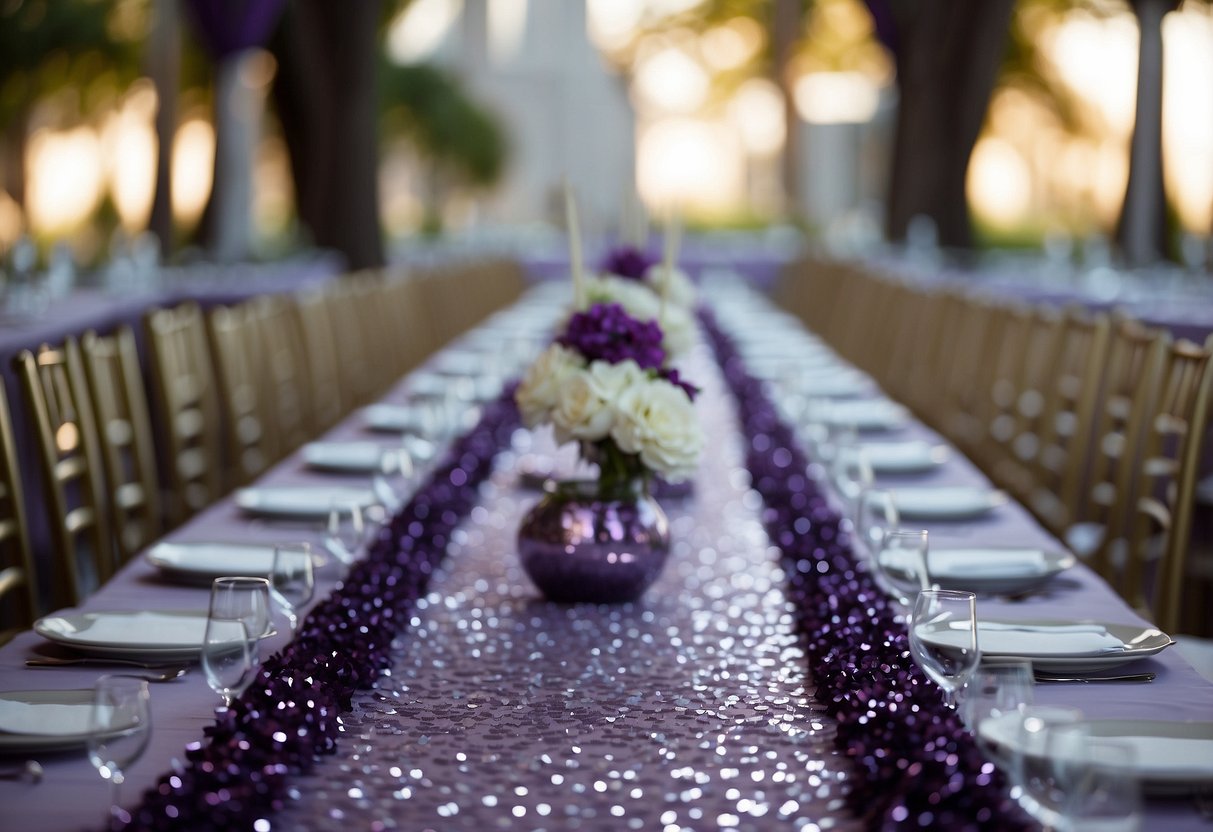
[0,288,1209,830]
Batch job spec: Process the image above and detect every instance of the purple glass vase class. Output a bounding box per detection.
[517,479,670,603]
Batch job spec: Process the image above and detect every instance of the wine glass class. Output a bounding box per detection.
[959,658,1035,759]
[1058,737,1141,832]
[209,576,272,639]
[874,529,931,606]
[326,499,367,565]
[271,543,315,633]
[854,488,899,560]
[831,442,873,508]
[201,615,255,707]
[909,589,980,708]
[1011,707,1087,828]
[87,675,151,821]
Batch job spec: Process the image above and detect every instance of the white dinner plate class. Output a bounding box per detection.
[0,689,128,753]
[33,610,213,661]
[979,715,1213,792]
[891,486,1007,520]
[816,399,907,431]
[235,485,376,519]
[145,541,277,585]
[919,619,1174,672]
[363,404,429,434]
[303,441,392,474]
[880,546,1075,594]
[858,440,948,474]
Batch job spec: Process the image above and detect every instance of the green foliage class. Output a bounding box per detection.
[0,0,144,128]
[380,61,508,190]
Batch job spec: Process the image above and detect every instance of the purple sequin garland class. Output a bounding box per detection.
[106,391,522,832]
[701,310,1031,831]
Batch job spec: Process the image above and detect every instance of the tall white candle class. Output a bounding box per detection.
[659,209,681,323]
[565,180,585,308]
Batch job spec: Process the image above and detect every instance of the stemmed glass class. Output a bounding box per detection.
[1057,736,1141,832]
[87,675,151,821]
[854,488,899,560]
[874,529,931,606]
[909,589,980,708]
[271,543,315,633]
[209,576,272,639]
[326,499,367,565]
[1011,706,1087,828]
[831,442,873,508]
[959,658,1035,759]
[201,616,254,708]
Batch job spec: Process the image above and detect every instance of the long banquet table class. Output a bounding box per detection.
[1,281,1210,831]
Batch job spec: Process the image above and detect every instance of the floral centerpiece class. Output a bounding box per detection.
[514,299,703,603]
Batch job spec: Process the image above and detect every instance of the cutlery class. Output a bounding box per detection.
[1034,671,1155,683]
[25,657,194,670]
[135,667,191,683]
[0,760,43,784]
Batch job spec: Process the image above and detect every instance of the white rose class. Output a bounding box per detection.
[656,304,696,357]
[643,265,697,308]
[583,275,695,357]
[550,359,643,444]
[611,376,703,482]
[516,344,583,428]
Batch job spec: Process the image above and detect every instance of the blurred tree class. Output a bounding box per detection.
[380,62,509,234]
[267,0,385,269]
[0,0,141,217]
[868,0,1017,248]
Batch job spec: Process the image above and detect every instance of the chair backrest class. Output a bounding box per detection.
[1124,336,1213,632]
[251,295,313,454]
[80,326,163,562]
[207,303,273,486]
[292,289,346,431]
[0,377,36,644]
[325,277,378,407]
[14,339,114,608]
[144,302,224,525]
[1026,307,1111,536]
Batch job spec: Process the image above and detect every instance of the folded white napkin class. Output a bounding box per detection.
[884,549,1048,578]
[976,621,1123,656]
[1115,736,1213,777]
[0,701,104,736]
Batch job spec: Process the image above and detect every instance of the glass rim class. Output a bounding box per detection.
[916,588,976,600]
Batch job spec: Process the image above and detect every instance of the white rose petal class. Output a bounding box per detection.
[611,376,703,482]
[516,344,583,429]
[643,265,697,308]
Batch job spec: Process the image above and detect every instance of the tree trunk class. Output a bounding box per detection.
[772,0,802,215]
[148,0,181,259]
[1116,0,1175,265]
[883,0,1016,249]
[268,0,384,269]
[2,109,30,216]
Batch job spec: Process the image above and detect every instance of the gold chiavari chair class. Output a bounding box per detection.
[80,326,163,562]
[207,302,273,486]
[0,377,37,644]
[1023,308,1111,537]
[250,295,313,455]
[292,289,346,432]
[14,340,114,609]
[382,275,438,376]
[325,276,378,407]
[144,302,225,526]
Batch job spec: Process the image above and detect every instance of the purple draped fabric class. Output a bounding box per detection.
[182,0,287,59]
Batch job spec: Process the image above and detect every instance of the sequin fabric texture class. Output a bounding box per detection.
[279,349,859,831]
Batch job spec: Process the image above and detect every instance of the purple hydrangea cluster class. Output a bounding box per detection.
[598,245,656,281]
[701,310,1030,832]
[558,302,666,370]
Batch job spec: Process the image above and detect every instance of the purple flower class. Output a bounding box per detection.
[558,302,666,370]
[599,245,657,281]
[660,367,699,401]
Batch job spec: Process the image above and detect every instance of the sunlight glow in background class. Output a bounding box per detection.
[5,0,1213,244]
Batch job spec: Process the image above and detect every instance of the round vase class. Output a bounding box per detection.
[517,479,670,604]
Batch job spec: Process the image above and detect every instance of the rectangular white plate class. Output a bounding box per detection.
[34,610,211,660]
[892,486,1007,520]
[363,404,429,434]
[303,441,390,473]
[921,619,1173,672]
[859,440,948,474]
[145,541,277,585]
[0,690,115,752]
[881,546,1074,594]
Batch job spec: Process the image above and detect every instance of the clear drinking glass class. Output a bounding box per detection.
[874,529,931,606]
[959,658,1035,761]
[209,576,272,639]
[87,675,151,820]
[831,443,873,508]
[1011,706,1086,828]
[854,488,900,560]
[1056,734,1141,832]
[271,543,315,633]
[201,616,254,707]
[326,499,367,565]
[909,589,980,708]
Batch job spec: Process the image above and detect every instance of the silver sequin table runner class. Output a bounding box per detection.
[279,350,859,831]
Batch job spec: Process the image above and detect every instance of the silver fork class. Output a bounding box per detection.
[0,760,43,784]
